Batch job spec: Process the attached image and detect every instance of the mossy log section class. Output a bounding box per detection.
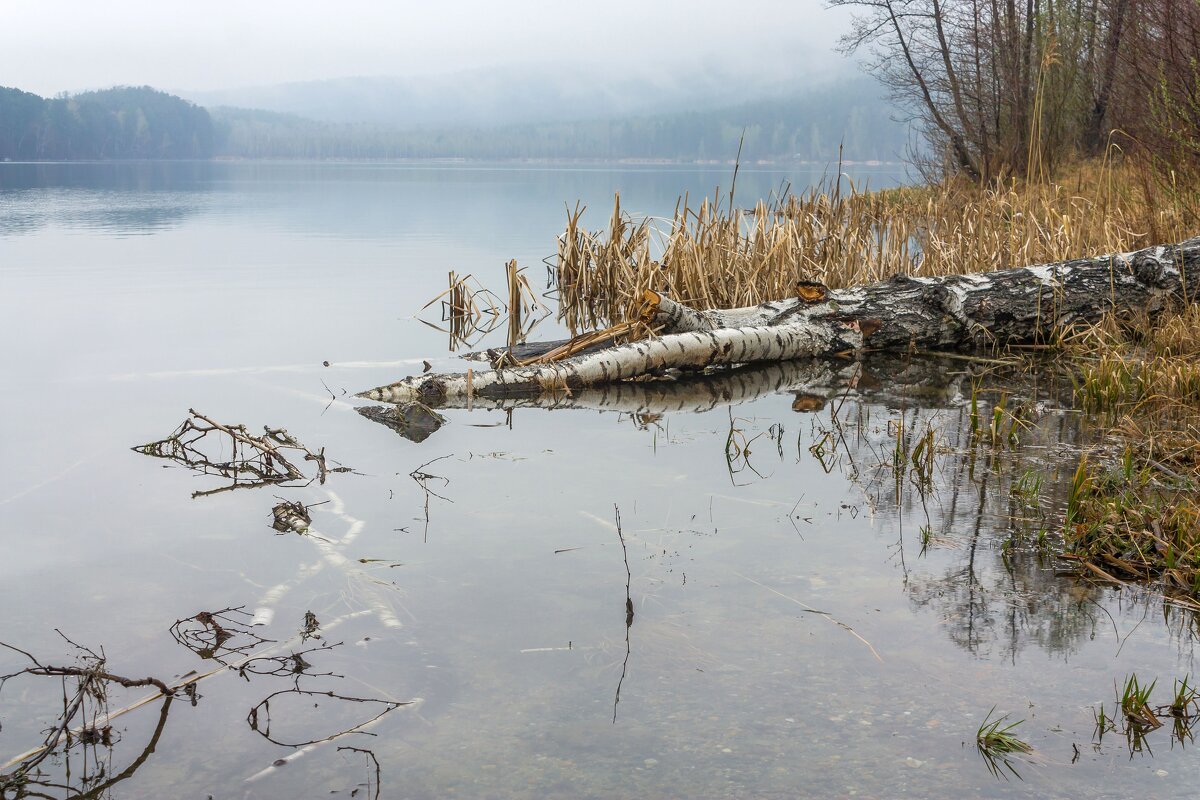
[359,236,1200,406]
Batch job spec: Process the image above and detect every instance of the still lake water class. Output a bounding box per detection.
[1,161,1197,798]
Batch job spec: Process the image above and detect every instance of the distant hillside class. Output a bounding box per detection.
[0,86,213,160]
[0,79,908,164]
[212,78,908,163]
[179,65,818,129]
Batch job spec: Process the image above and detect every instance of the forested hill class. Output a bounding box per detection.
[0,86,215,160]
[211,79,907,162]
[0,79,908,163]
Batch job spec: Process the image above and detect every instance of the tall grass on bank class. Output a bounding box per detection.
[1064,307,1200,603]
[554,160,1199,332]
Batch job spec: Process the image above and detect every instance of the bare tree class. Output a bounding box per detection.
[829,0,1141,179]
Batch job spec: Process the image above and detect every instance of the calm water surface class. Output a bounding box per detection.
[1,162,1197,798]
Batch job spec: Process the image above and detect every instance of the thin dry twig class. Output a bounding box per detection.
[409,455,453,542]
[169,606,274,664]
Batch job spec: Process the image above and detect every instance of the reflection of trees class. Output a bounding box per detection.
[0,162,212,238]
[822,362,1113,662]
[355,351,1177,662]
[415,350,1112,661]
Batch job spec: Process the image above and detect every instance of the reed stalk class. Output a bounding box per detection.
[555,161,1199,329]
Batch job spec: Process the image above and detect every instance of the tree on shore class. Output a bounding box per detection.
[831,0,1200,182]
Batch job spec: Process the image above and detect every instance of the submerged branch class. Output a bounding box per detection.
[133,409,351,497]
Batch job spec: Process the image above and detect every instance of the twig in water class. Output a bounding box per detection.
[246,688,408,748]
[338,746,382,800]
[132,409,351,497]
[170,606,274,664]
[409,455,453,542]
[0,635,175,787]
[613,504,634,723]
[732,571,883,662]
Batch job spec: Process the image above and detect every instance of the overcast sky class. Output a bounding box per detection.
[1,0,854,95]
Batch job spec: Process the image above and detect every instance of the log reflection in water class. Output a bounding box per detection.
[355,355,1006,430]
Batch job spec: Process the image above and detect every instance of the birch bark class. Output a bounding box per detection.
[358,237,1200,405]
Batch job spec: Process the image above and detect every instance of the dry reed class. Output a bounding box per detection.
[554,159,1199,332]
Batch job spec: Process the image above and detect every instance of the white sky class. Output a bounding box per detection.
[1,0,854,95]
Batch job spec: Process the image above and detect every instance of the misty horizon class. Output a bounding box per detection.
[1,1,857,99]
[0,1,904,164]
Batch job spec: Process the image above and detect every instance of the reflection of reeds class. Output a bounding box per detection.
[422,265,549,351]
[505,259,550,348]
[555,162,1198,329]
[421,271,502,350]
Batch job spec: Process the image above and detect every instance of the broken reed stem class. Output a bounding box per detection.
[516,320,647,366]
[507,259,521,349]
[422,262,548,351]
[615,504,633,627]
[612,503,634,725]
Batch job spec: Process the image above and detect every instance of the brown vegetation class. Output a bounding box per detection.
[554,159,1198,332]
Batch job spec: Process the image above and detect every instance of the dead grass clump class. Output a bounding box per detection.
[1068,307,1200,415]
[422,263,550,350]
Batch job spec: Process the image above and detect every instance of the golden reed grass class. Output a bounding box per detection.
[554,159,1200,333]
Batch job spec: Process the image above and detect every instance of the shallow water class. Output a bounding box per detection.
[1,161,1197,799]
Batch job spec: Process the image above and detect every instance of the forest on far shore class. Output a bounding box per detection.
[0,81,910,164]
[0,86,215,160]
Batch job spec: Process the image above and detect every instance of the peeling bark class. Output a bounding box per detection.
[359,237,1200,406]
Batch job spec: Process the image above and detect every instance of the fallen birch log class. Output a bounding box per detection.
[360,360,852,422]
[362,357,962,417]
[359,237,1200,405]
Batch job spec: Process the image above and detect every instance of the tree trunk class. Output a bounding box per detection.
[358,237,1200,406]
[360,355,1072,417]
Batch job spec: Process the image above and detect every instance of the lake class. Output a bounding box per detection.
[1,161,1196,799]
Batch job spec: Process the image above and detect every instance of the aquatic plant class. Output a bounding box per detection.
[976,707,1034,779]
[1119,674,1160,729]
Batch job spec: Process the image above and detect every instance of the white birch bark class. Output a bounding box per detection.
[359,237,1200,406]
